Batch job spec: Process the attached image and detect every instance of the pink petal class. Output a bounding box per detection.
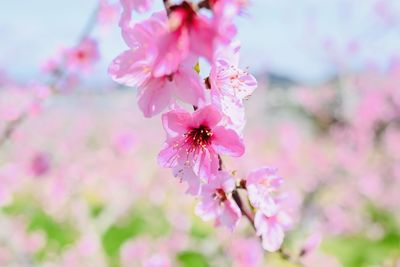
[261,222,284,252]
[173,66,205,106]
[254,212,284,252]
[218,200,241,231]
[195,196,218,221]
[108,49,151,87]
[192,105,222,128]
[189,18,215,62]
[193,149,219,179]
[153,31,189,77]
[173,166,201,195]
[137,78,173,117]
[157,139,180,168]
[162,109,191,137]
[212,126,245,156]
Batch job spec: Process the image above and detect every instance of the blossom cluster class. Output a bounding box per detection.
[109,0,290,252]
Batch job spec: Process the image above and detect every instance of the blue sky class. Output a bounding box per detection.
[1,0,400,84]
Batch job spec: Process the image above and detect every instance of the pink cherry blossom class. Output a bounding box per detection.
[158,105,245,180]
[195,171,241,230]
[109,12,205,117]
[151,1,237,75]
[210,41,257,133]
[254,211,286,252]
[246,167,283,216]
[65,38,100,72]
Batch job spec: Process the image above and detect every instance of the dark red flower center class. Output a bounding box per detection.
[76,50,87,61]
[184,125,213,152]
[169,1,197,28]
[213,188,227,202]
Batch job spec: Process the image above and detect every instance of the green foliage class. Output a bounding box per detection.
[2,197,78,261]
[102,205,170,266]
[90,203,105,218]
[177,251,209,267]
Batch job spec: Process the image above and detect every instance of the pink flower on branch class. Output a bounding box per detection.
[254,211,288,252]
[65,38,100,72]
[158,105,245,180]
[246,167,282,216]
[195,171,241,230]
[245,167,290,252]
[210,41,257,133]
[109,12,205,117]
[152,1,238,76]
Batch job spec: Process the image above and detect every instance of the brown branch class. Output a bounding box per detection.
[0,113,26,147]
[232,189,256,230]
[198,0,212,10]
[162,0,171,15]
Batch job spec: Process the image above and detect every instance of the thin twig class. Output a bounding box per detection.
[0,113,26,147]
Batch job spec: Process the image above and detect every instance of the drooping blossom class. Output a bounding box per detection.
[109,12,205,117]
[65,38,100,72]
[245,167,290,252]
[246,167,282,216]
[210,41,257,133]
[195,171,241,230]
[158,105,245,180]
[254,210,290,252]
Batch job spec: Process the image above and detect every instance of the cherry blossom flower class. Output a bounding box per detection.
[246,167,282,216]
[210,41,257,133]
[109,12,205,117]
[158,105,245,180]
[195,171,241,230]
[254,211,288,252]
[65,38,100,72]
[151,1,237,76]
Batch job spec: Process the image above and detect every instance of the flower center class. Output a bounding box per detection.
[76,50,87,61]
[213,188,227,202]
[184,125,213,152]
[169,1,197,31]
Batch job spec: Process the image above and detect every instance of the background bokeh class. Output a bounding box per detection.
[0,1,399,266]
